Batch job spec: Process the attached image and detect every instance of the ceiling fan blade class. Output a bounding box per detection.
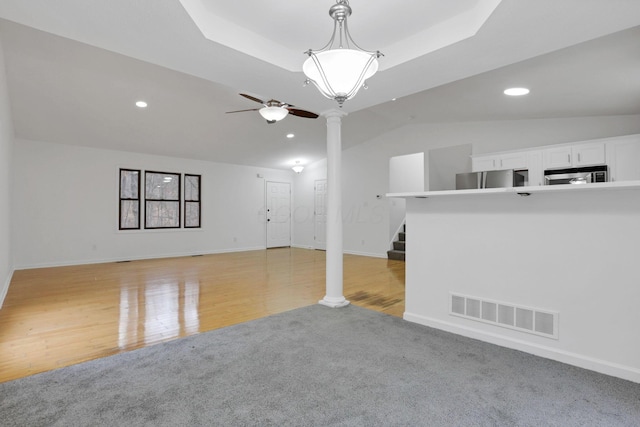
[225,108,260,114]
[240,93,265,104]
[287,108,319,119]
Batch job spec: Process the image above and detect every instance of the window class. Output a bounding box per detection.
[145,171,181,229]
[184,174,201,228]
[119,169,140,230]
[119,169,200,230]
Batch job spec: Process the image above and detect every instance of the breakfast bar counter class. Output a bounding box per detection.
[389,181,640,384]
[386,180,640,199]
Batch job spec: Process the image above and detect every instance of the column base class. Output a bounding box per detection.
[318,297,350,308]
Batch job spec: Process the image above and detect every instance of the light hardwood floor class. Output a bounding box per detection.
[0,248,405,383]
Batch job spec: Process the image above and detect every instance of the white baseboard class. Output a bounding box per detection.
[291,244,315,250]
[343,250,387,259]
[13,246,267,270]
[404,311,640,384]
[0,268,14,309]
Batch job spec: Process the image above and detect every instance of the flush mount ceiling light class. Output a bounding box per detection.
[292,161,304,174]
[135,100,148,108]
[303,0,383,106]
[504,87,530,96]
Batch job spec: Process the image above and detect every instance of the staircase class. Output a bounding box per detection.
[387,224,405,261]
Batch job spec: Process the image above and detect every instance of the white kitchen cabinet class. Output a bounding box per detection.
[574,143,606,166]
[543,146,572,169]
[606,136,640,182]
[543,142,605,170]
[526,151,544,186]
[469,135,639,186]
[471,155,497,172]
[500,152,528,170]
[472,152,527,172]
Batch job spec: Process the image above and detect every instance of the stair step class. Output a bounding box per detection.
[398,232,406,242]
[393,241,405,251]
[387,249,405,261]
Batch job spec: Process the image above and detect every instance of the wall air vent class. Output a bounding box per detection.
[450,293,558,339]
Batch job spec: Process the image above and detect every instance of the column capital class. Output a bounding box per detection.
[322,108,348,120]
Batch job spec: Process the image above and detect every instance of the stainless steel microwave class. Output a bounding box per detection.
[543,165,608,185]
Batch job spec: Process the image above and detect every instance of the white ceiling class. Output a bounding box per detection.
[0,0,639,170]
[177,0,502,71]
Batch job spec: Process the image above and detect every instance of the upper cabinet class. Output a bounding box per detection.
[606,135,640,182]
[542,142,606,170]
[470,134,640,187]
[527,151,544,187]
[472,151,527,172]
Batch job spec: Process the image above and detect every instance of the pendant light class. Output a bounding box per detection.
[292,161,304,174]
[303,0,383,105]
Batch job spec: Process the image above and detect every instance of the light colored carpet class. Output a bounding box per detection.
[1,304,639,426]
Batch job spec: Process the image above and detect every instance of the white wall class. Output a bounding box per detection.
[428,144,472,191]
[0,35,14,306]
[291,158,326,250]
[389,153,424,193]
[293,115,640,257]
[12,139,293,268]
[403,189,640,383]
[13,115,640,268]
[341,139,390,258]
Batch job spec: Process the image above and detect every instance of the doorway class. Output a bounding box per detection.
[266,181,291,248]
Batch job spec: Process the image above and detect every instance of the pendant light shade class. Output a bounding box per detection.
[292,161,304,174]
[303,0,382,105]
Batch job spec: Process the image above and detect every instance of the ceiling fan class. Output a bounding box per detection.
[226,93,319,124]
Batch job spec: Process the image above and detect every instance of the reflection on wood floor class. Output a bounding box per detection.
[0,248,405,383]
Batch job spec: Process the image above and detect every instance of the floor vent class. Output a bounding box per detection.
[450,293,558,339]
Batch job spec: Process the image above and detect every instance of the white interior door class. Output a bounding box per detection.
[314,179,327,250]
[266,181,291,248]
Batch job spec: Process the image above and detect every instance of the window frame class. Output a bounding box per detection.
[184,174,202,229]
[119,168,141,230]
[144,170,181,230]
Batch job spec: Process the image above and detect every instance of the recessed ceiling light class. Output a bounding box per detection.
[286,133,295,139]
[504,88,530,96]
[391,98,397,101]
[135,100,148,108]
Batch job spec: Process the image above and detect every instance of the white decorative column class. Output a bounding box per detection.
[319,109,350,308]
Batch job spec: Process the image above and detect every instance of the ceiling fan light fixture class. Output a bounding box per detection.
[259,106,289,122]
[303,0,382,105]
